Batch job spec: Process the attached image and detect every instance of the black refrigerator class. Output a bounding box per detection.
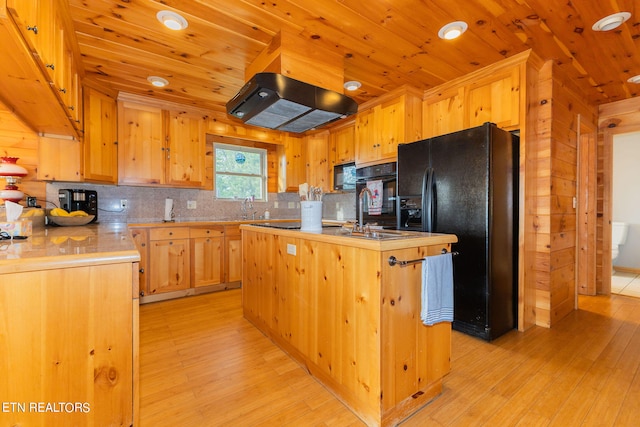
[397,122,518,341]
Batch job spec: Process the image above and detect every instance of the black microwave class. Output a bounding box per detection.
[333,162,356,191]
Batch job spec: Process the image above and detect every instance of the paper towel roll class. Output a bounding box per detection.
[164,198,174,221]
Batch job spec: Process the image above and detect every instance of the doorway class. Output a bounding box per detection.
[610,131,640,297]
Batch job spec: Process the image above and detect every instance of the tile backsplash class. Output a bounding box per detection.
[46,182,356,224]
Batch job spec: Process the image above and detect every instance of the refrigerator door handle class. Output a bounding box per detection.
[421,167,435,232]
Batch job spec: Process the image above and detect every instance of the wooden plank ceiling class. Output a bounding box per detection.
[67,0,640,113]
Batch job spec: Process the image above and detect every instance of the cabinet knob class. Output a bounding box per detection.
[169,231,173,235]
[139,268,144,273]
[139,291,145,297]
[46,63,55,70]
[59,87,67,94]
[27,25,38,34]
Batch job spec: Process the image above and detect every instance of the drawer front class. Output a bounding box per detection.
[149,227,190,241]
[189,226,224,239]
[224,225,241,236]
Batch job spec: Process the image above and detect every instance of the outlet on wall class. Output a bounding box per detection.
[187,200,197,209]
[120,199,127,209]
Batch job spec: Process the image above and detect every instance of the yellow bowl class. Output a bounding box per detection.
[47,215,95,226]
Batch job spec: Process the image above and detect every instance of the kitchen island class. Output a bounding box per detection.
[0,223,140,427]
[240,224,457,426]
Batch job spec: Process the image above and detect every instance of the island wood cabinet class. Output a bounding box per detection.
[148,227,190,295]
[2,0,82,135]
[117,100,206,188]
[83,87,118,183]
[355,88,422,166]
[0,259,139,427]
[242,227,456,426]
[130,224,241,302]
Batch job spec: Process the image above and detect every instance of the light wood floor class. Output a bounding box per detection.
[139,289,640,426]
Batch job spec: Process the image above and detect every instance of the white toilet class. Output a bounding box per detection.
[612,221,629,262]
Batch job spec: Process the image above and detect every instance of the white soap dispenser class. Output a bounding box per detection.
[264,208,270,220]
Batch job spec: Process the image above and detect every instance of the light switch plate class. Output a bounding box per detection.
[287,243,296,256]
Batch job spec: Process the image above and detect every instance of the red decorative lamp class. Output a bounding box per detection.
[0,157,28,203]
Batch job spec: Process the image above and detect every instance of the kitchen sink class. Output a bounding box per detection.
[332,228,419,240]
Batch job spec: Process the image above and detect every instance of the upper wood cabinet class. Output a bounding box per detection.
[355,87,422,166]
[166,111,206,187]
[117,99,206,188]
[305,130,330,192]
[1,0,82,136]
[83,87,118,183]
[37,135,82,182]
[423,66,521,138]
[281,134,306,192]
[329,118,355,166]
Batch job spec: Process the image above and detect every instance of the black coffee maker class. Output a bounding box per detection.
[58,189,98,222]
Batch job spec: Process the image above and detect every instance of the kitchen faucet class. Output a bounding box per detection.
[241,196,256,220]
[356,187,373,233]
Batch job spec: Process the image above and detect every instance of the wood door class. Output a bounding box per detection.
[130,228,149,296]
[118,102,165,185]
[305,131,330,191]
[355,107,378,164]
[166,111,206,187]
[37,135,82,182]
[148,238,190,294]
[224,226,242,283]
[84,88,118,183]
[378,96,405,160]
[283,134,306,191]
[190,227,224,287]
[330,119,356,165]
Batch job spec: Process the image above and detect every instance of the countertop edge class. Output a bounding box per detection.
[239,224,458,251]
[0,250,141,275]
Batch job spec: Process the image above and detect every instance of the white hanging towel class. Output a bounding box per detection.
[366,179,383,215]
[421,253,454,326]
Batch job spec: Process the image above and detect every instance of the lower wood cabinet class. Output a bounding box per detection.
[190,226,224,287]
[224,225,242,283]
[148,227,190,294]
[130,224,241,302]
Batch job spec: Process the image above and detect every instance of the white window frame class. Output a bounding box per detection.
[214,143,268,201]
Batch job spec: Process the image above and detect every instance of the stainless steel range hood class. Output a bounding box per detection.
[226,73,358,133]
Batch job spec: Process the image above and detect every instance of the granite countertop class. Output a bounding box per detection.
[0,223,139,275]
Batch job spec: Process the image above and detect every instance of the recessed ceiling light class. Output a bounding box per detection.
[438,21,468,40]
[156,10,189,31]
[628,75,640,84]
[147,76,169,87]
[592,12,631,32]
[344,81,362,91]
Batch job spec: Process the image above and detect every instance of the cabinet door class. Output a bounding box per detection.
[378,97,405,160]
[7,0,43,55]
[190,226,224,287]
[467,68,520,129]
[191,236,223,287]
[84,88,118,183]
[130,228,149,296]
[283,134,306,192]
[118,102,165,185]
[166,111,206,187]
[305,131,330,191]
[330,120,355,165]
[148,238,190,294]
[355,107,378,164]
[37,135,82,182]
[224,226,242,283]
